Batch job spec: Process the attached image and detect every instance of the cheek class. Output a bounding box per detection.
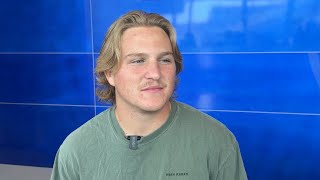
[165,68,176,81]
[113,70,137,88]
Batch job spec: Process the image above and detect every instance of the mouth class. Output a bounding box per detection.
[141,86,164,92]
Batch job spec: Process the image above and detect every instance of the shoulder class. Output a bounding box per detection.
[51,108,113,178]
[175,101,228,132]
[58,108,111,156]
[174,101,237,147]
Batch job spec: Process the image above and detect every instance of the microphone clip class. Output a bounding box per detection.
[126,135,142,150]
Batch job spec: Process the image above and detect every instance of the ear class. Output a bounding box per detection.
[104,70,115,86]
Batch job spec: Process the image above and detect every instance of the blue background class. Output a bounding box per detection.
[1,0,320,179]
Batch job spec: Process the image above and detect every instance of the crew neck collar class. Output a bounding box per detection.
[109,101,178,146]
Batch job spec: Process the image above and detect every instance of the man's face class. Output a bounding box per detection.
[106,26,176,112]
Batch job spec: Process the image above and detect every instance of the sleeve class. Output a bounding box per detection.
[213,141,248,180]
[50,148,80,180]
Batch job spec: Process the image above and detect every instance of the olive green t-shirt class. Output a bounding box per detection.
[51,101,247,180]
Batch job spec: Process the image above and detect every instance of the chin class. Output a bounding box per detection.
[140,101,168,112]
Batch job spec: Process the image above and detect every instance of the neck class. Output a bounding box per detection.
[114,102,172,137]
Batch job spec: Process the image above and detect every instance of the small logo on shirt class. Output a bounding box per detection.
[166,172,189,177]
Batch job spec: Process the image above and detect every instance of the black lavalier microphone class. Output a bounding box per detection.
[126,136,142,150]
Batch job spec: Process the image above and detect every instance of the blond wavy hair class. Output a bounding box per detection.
[95,10,183,104]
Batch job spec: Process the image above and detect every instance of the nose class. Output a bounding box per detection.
[145,61,161,80]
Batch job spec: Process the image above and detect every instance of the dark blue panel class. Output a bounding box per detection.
[96,106,108,115]
[0,104,95,167]
[177,53,320,113]
[0,0,91,52]
[92,0,320,52]
[0,54,94,105]
[203,111,320,180]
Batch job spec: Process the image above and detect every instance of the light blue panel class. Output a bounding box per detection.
[177,53,320,113]
[0,54,94,105]
[204,111,320,180]
[0,0,91,52]
[91,0,184,53]
[0,104,95,167]
[91,0,320,52]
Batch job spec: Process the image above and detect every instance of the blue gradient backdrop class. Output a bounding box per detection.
[1,0,320,179]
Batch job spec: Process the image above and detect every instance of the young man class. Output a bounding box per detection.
[51,10,247,180]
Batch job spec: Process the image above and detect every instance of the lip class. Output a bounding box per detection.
[141,86,163,92]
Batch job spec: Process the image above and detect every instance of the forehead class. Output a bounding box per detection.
[121,26,170,44]
[120,26,172,54]
[122,26,167,37]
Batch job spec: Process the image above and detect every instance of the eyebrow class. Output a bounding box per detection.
[124,53,146,58]
[157,52,174,58]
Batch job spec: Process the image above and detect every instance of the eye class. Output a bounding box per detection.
[131,59,145,64]
[160,58,173,64]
